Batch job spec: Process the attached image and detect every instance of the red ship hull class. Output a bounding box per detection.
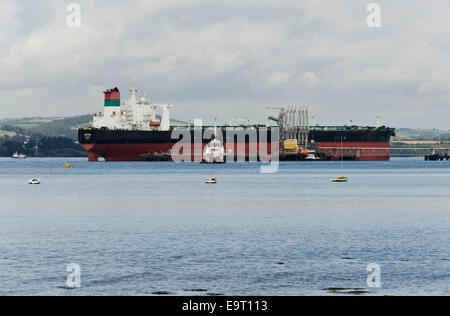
[82,142,274,162]
[316,141,391,161]
[82,141,391,161]
[79,127,395,161]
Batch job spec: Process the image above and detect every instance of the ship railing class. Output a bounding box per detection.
[309,126,390,131]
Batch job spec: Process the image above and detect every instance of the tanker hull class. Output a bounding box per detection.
[79,127,395,161]
[316,141,391,161]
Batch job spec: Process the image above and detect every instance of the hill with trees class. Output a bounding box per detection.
[1,115,449,157]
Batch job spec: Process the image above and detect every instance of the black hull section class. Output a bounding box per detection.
[79,128,274,145]
[310,128,395,142]
[79,127,395,145]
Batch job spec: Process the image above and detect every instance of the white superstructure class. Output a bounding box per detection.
[92,87,173,131]
[202,120,225,163]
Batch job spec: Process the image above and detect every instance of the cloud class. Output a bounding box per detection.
[0,0,450,128]
[266,72,292,87]
[300,72,319,88]
[418,71,450,95]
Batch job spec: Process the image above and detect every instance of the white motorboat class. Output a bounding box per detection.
[205,177,217,184]
[28,134,41,184]
[28,178,41,185]
[12,152,27,159]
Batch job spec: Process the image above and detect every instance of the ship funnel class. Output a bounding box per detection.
[104,87,120,107]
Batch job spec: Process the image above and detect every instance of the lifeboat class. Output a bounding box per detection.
[299,149,309,156]
[150,121,160,127]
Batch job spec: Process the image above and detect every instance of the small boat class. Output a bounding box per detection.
[28,178,41,185]
[331,176,348,183]
[305,153,320,161]
[12,152,27,159]
[331,137,349,182]
[28,134,41,184]
[205,177,217,184]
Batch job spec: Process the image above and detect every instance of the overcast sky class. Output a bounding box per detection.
[1,0,450,128]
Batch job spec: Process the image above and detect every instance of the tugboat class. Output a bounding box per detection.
[202,119,225,164]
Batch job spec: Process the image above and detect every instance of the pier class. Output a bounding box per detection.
[425,151,450,161]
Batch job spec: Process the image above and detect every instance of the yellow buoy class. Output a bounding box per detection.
[65,164,71,168]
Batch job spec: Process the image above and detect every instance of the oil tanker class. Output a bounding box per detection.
[78,87,396,161]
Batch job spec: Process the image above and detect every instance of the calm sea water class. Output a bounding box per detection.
[0,157,448,296]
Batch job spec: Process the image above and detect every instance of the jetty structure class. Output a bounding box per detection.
[425,150,450,161]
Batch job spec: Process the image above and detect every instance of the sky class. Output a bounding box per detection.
[1,0,450,129]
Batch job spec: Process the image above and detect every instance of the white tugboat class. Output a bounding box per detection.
[202,119,225,164]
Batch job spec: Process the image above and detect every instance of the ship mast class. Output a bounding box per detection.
[214,117,217,138]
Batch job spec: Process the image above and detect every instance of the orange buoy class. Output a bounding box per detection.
[65,164,71,168]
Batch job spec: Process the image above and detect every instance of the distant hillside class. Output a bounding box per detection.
[0,115,92,140]
[3,115,448,157]
[0,115,93,157]
[394,128,450,141]
[0,136,88,157]
[0,114,187,141]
